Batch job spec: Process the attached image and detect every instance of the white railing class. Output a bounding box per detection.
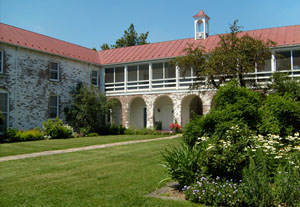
[105,70,300,95]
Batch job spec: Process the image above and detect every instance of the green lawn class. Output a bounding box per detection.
[0,138,201,207]
[0,134,170,157]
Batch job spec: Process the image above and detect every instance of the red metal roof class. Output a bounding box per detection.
[0,23,100,64]
[99,25,300,65]
[193,10,210,20]
[1,23,300,66]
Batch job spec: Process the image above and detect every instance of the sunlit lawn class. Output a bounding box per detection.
[0,138,203,207]
[0,134,170,157]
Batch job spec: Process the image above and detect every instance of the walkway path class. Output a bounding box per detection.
[0,135,181,162]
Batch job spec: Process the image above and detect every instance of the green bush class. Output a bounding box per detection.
[43,118,73,139]
[182,81,261,148]
[202,125,254,180]
[268,72,300,102]
[124,127,161,135]
[87,132,99,137]
[213,80,262,111]
[80,127,90,136]
[1,128,44,142]
[98,124,126,135]
[259,94,300,136]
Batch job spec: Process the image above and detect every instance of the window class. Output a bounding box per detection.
[49,95,59,118]
[180,68,191,77]
[105,68,114,83]
[152,63,163,79]
[257,56,271,72]
[276,51,291,71]
[115,67,124,82]
[0,92,8,133]
[0,50,3,74]
[139,64,149,80]
[165,62,176,78]
[50,62,59,81]
[128,65,137,81]
[293,50,300,70]
[91,70,98,86]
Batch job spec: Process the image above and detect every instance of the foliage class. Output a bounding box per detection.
[198,125,254,180]
[100,43,110,50]
[183,176,243,206]
[80,127,90,137]
[241,151,275,207]
[259,94,300,136]
[1,128,44,142]
[0,111,4,125]
[182,81,261,148]
[43,118,73,139]
[273,153,300,206]
[162,143,202,187]
[124,127,169,135]
[98,124,126,135]
[87,132,99,137]
[173,20,275,88]
[64,83,112,133]
[101,24,149,50]
[268,72,300,101]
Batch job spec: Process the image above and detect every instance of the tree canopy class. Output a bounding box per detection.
[173,20,276,88]
[101,24,149,50]
[64,83,113,133]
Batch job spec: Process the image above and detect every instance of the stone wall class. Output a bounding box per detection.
[0,44,102,130]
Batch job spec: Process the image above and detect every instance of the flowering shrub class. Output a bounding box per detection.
[184,176,243,206]
[246,132,300,160]
[169,122,181,133]
[43,118,74,139]
[196,125,254,180]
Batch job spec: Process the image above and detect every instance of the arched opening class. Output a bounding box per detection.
[110,98,122,126]
[181,95,203,127]
[129,97,147,129]
[153,96,173,131]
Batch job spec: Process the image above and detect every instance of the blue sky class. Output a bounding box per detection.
[0,0,299,50]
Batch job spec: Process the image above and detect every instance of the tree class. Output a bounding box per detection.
[100,43,110,50]
[100,24,149,50]
[173,20,275,88]
[64,83,113,133]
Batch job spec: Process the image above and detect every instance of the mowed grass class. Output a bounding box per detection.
[0,138,202,207]
[0,134,170,157]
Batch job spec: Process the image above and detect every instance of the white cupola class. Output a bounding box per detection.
[193,10,210,40]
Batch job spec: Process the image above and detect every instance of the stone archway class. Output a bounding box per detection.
[153,96,174,131]
[110,98,122,126]
[181,95,203,127]
[129,97,147,129]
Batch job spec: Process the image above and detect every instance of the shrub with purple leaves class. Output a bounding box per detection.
[183,176,243,206]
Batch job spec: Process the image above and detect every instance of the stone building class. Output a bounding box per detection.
[0,10,300,132]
